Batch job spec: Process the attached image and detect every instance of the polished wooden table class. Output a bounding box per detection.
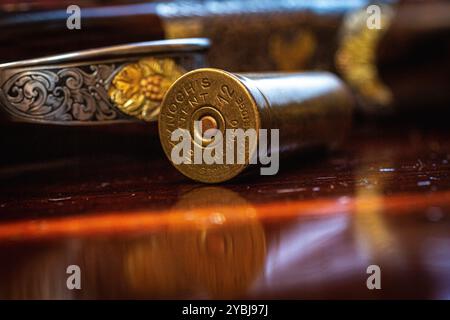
[0,116,449,299]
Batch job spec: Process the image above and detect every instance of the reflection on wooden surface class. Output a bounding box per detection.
[0,120,449,299]
[0,187,266,299]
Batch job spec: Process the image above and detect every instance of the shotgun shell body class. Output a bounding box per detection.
[159,68,353,183]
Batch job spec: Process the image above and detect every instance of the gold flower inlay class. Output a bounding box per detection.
[109,58,185,122]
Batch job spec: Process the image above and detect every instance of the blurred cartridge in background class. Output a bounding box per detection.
[159,68,354,183]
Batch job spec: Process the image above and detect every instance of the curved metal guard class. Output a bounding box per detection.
[0,38,209,125]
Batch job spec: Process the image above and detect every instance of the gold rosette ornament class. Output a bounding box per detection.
[109,58,185,122]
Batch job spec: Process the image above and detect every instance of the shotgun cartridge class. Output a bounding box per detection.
[159,68,353,183]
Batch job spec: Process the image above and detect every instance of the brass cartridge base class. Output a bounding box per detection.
[159,68,262,183]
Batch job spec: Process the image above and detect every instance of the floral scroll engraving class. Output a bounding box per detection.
[1,64,126,123]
